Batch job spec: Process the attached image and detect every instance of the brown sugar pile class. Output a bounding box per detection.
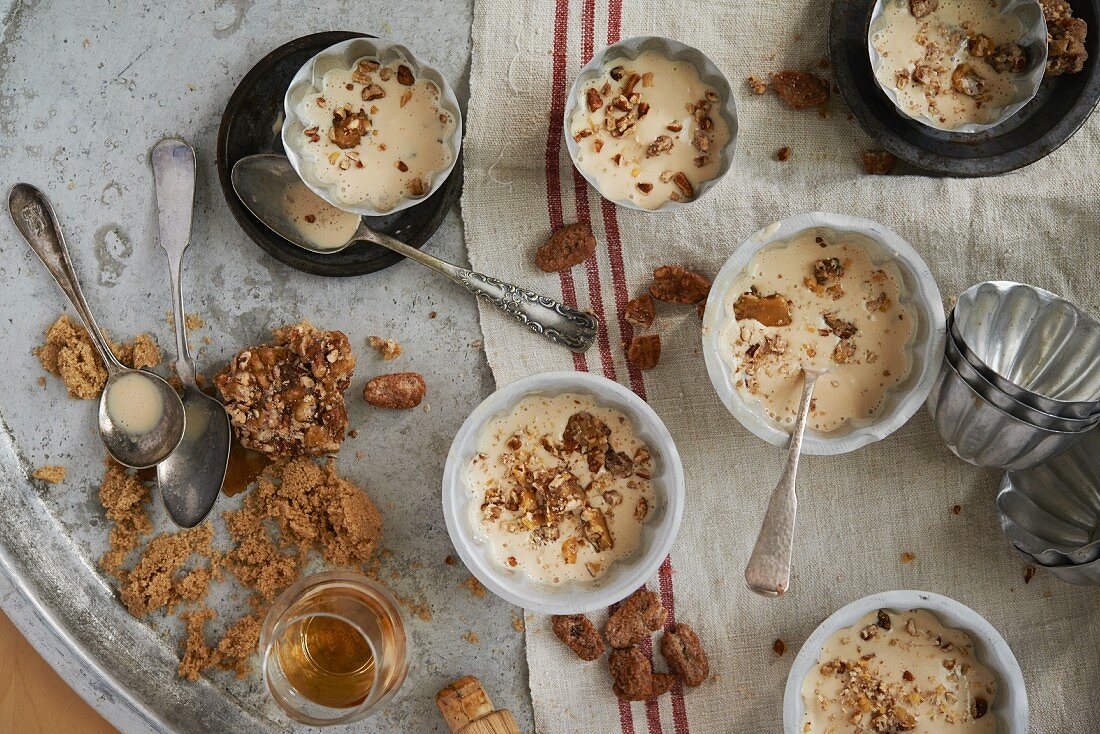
[97,454,382,681]
[36,314,161,399]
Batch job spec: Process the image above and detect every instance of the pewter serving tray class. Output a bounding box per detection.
[0,1,534,731]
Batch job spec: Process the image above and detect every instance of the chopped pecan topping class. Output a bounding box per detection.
[396,64,414,86]
[647,135,674,156]
[586,87,602,112]
[331,109,370,149]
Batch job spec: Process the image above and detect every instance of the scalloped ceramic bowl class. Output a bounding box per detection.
[282,37,463,216]
[701,212,946,455]
[563,35,738,213]
[867,0,1048,133]
[783,590,1029,733]
[442,372,685,615]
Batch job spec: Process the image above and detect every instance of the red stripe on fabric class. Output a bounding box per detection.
[639,632,665,734]
[607,0,622,44]
[599,197,646,396]
[545,0,587,373]
[656,558,691,733]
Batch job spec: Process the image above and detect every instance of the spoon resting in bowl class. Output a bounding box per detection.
[230,154,598,354]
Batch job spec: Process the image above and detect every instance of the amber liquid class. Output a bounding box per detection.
[275,615,376,709]
[222,433,271,497]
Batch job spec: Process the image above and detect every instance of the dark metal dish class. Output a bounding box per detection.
[830,0,1100,176]
[216,31,462,276]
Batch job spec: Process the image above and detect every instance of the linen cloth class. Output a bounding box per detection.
[461,1,1100,731]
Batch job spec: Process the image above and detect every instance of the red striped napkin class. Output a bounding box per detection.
[462,1,1100,731]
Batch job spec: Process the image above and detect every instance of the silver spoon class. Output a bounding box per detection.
[744,367,825,597]
[151,139,232,528]
[231,153,599,354]
[9,184,186,469]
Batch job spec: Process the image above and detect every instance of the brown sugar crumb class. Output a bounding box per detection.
[952,504,963,515]
[368,335,403,360]
[31,465,66,484]
[661,623,709,686]
[747,75,769,94]
[36,315,162,399]
[215,321,356,459]
[216,613,263,678]
[462,630,480,644]
[460,575,486,598]
[395,592,433,621]
[901,551,917,564]
[773,638,787,656]
[117,524,216,617]
[178,607,218,681]
[552,614,606,661]
[609,645,675,701]
[1024,565,1036,583]
[98,461,154,579]
[444,554,456,565]
[776,146,792,162]
[860,150,897,175]
[770,71,830,110]
[624,294,656,328]
[605,587,667,649]
[512,610,525,633]
[909,0,938,19]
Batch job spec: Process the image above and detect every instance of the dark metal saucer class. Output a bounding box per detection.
[830,0,1100,176]
[215,31,462,276]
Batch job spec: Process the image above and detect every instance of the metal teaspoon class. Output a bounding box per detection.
[744,367,826,597]
[150,139,232,528]
[230,153,599,354]
[9,183,186,469]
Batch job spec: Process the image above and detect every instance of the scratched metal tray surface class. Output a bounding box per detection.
[0,2,535,732]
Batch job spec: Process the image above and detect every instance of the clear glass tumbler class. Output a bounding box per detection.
[259,571,409,726]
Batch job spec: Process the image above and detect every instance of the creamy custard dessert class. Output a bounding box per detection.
[283,180,360,251]
[466,393,655,585]
[719,231,915,432]
[801,608,998,733]
[873,0,1030,128]
[293,55,456,211]
[568,50,730,209]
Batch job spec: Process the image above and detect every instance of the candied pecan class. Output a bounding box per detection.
[861,150,897,175]
[647,135,674,156]
[586,87,602,112]
[813,257,844,285]
[609,646,675,701]
[407,178,427,197]
[671,172,694,199]
[361,84,385,101]
[877,609,893,630]
[912,62,939,86]
[363,372,426,409]
[867,292,893,312]
[771,70,830,110]
[909,0,938,18]
[610,65,625,81]
[624,293,656,327]
[951,63,985,96]
[968,34,994,57]
[625,334,661,371]
[352,59,379,83]
[396,64,415,86]
[1045,2,1088,77]
[636,182,654,194]
[734,292,792,327]
[776,146,792,162]
[331,109,370,149]
[661,623,709,687]
[562,412,611,455]
[692,130,710,152]
[990,43,1028,73]
[604,449,634,478]
[832,340,857,364]
[747,75,768,94]
[649,265,711,304]
[535,222,597,272]
[552,614,606,661]
[581,507,613,551]
[605,588,667,648]
[824,313,858,339]
[973,696,989,719]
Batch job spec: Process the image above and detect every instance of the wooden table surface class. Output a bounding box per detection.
[0,609,116,733]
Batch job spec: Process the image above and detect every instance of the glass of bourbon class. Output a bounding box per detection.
[259,571,410,725]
